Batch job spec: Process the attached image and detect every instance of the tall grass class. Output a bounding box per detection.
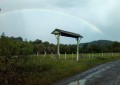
[14,53,120,85]
[0,53,120,84]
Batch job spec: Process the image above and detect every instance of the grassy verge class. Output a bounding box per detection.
[0,54,120,85]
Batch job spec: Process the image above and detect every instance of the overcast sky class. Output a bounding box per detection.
[0,0,120,44]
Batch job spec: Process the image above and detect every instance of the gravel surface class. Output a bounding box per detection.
[52,60,120,85]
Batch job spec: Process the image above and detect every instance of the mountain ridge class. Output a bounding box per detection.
[81,40,115,46]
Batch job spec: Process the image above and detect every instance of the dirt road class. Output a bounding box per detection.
[52,60,120,85]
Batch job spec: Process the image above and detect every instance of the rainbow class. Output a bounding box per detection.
[0,9,103,34]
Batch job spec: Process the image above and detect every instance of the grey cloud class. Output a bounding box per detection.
[51,0,90,8]
[0,12,27,38]
[0,0,120,43]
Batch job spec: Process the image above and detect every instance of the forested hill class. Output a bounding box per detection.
[81,40,114,46]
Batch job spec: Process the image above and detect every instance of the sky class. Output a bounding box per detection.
[0,0,120,44]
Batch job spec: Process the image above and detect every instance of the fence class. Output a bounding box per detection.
[36,52,120,61]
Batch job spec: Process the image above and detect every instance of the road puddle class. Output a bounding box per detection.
[68,79,86,85]
[68,65,113,85]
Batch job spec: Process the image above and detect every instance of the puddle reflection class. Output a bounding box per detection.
[68,79,86,85]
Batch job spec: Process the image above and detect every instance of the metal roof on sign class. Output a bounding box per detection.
[51,29,83,38]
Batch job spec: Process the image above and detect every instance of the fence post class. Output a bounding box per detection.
[44,52,46,57]
[37,51,39,56]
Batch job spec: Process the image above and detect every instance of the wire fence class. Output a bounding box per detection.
[35,52,120,61]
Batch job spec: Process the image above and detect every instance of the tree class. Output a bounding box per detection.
[69,45,77,54]
[81,43,89,53]
[17,37,23,41]
[10,36,23,42]
[1,32,5,38]
[43,41,49,46]
[33,39,42,44]
[110,41,120,52]
[88,44,102,53]
[20,42,33,56]
[36,44,45,54]
[0,34,12,57]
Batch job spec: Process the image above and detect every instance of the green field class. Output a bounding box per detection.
[1,53,120,85]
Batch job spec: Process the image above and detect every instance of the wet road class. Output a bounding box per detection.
[85,61,120,85]
[52,60,120,85]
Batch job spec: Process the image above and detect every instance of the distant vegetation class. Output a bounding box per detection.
[0,32,120,57]
[0,32,120,85]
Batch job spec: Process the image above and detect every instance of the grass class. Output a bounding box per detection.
[0,53,120,85]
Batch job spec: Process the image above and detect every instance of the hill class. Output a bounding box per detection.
[81,40,114,47]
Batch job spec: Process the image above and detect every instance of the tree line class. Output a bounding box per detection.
[0,33,120,57]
